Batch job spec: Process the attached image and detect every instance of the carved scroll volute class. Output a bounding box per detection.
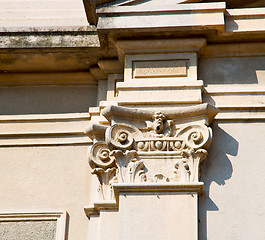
[105,123,143,150]
[104,123,146,183]
[89,142,117,200]
[89,141,115,170]
[176,124,212,150]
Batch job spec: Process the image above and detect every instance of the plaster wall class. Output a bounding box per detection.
[198,54,265,239]
[200,121,265,239]
[0,77,97,238]
[0,146,92,240]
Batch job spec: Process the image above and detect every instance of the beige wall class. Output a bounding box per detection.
[200,121,265,239]
[199,53,265,238]
[0,146,92,240]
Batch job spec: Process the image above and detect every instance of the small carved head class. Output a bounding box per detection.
[153,112,166,134]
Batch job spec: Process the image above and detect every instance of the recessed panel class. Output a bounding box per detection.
[0,221,57,240]
[132,60,188,78]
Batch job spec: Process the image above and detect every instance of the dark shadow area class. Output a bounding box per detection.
[225,13,239,31]
[196,0,260,9]
[199,56,265,85]
[0,85,98,115]
[65,212,70,240]
[199,122,239,240]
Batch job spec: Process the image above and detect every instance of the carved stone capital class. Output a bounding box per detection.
[85,104,218,200]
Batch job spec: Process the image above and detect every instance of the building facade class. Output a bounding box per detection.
[1,0,265,239]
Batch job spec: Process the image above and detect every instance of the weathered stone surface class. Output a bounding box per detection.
[132,60,188,78]
[0,26,99,48]
[0,221,56,240]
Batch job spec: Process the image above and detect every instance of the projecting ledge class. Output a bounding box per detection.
[113,182,204,203]
[84,201,118,218]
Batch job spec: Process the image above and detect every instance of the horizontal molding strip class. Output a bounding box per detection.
[97,2,225,14]
[204,85,265,120]
[0,135,92,147]
[0,112,92,146]
[208,105,265,121]
[204,85,265,94]
[0,113,90,122]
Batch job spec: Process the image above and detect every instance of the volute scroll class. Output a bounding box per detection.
[85,105,218,200]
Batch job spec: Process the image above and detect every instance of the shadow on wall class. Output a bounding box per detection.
[0,85,98,115]
[199,122,239,240]
[65,212,70,240]
[199,56,265,86]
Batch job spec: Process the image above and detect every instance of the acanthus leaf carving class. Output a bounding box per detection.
[89,141,118,200]
[92,167,117,200]
[128,159,146,183]
[110,150,146,183]
[175,148,208,182]
[87,105,218,200]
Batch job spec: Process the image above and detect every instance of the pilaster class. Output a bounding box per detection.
[85,104,218,239]
[85,3,220,239]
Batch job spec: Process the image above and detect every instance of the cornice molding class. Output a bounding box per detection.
[113,182,204,202]
[96,2,225,33]
[102,103,219,125]
[115,38,206,63]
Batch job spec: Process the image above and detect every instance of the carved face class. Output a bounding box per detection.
[153,112,165,134]
[154,118,164,133]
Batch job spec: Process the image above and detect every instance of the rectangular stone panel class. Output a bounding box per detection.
[132,60,188,78]
[0,221,57,240]
[0,212,66,240]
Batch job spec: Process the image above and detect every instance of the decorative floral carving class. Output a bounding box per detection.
[92,167,117,200]
[110,150,146,183]
[128,159,147,183]
[89,142,117,200]
[147,174,170,183]
[174,148,208,182]
[87,105,216,200]
[174,160,191,182]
